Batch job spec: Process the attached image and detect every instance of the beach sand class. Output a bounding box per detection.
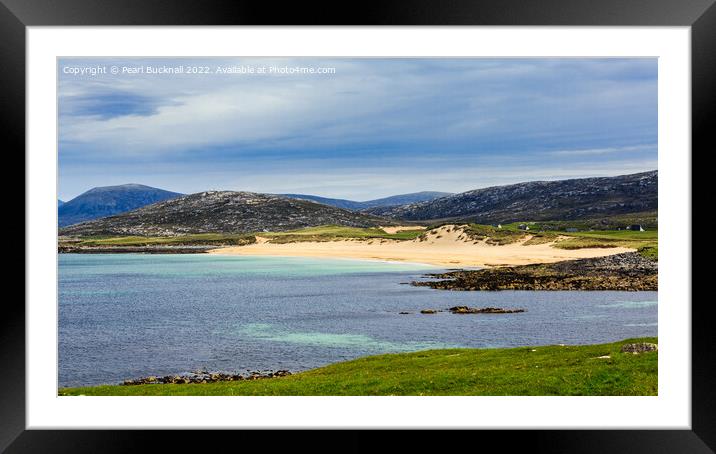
[208,225,635,267]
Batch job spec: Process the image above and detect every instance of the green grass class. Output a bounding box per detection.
[459,224,530,245]
[71,233,258,247]
[521,234,560,245]
[551,238,621,250]
[557,230,657,241]
[475,222,657,260]
[513,212,659,231]
[62,226,427,247]
[550,230,658,260]
[262,225,425,243]
[59,337,657,396]
[637,245,659,260]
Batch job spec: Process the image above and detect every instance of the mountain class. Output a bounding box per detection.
[366,171,657,224]
[358,192,453,209]
[58,199,64,207]
[280,191,452,211]
[279,194,364,210]
[59,191,394,237]
[58,184,183,227]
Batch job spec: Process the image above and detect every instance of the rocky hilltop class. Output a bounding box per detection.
[59,191,394,237]
[280,191,452,211]
[59,183,183,227]
[367,171,657,223]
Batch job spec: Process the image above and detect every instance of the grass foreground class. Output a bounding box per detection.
[59,338,657,396]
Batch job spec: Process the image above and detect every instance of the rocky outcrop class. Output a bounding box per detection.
[621,343,658,354]
[121,369,292,385]
[413,252,657,291]
[416,306,525,314]
[448,306,525,314]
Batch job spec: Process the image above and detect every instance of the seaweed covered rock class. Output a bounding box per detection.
[413,252,657,291]
[448,306,525,314]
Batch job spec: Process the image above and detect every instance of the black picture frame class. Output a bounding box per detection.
[5,0,712,451]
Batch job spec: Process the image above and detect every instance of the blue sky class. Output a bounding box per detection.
[58,57,657,201]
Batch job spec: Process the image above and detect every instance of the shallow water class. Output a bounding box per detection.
[58,254,658,387]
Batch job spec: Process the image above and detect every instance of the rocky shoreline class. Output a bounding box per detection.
[412,252,657,291]
[58,245,218,254]
[121,369,292,385]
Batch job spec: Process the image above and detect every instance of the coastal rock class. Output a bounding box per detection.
[448,306,525,314]
[412,252,657,291]
[121,369,292,385]
[620,343,658,354]
[420,309,438,314]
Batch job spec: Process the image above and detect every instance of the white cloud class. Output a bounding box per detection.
[58,57,658,199]
[545,144,656,156]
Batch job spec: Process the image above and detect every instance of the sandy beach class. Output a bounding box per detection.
[208,225,635,267]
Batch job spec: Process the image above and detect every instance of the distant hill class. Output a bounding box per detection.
[281,191,452,211]
[58,184,183,227]
[366,171,657,224]
[279,194,364,210]
[358,192,453,209]
[59,191,395,237]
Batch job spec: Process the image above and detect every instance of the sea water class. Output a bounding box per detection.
[58,254,658,387]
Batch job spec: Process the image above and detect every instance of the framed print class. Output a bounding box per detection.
[6,0,713,451]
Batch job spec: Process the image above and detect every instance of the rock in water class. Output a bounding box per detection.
[448,306,525,314]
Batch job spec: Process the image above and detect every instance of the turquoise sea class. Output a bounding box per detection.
[59,254,658,387]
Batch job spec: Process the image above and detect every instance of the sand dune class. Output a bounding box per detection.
[208,225,635,267]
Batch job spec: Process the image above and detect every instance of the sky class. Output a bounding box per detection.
[58,57,657,201]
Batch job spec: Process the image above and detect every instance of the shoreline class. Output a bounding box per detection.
[58,337,658,396]
[207,226,636,268]
[58,245,220,254]
[413,252,658,291]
